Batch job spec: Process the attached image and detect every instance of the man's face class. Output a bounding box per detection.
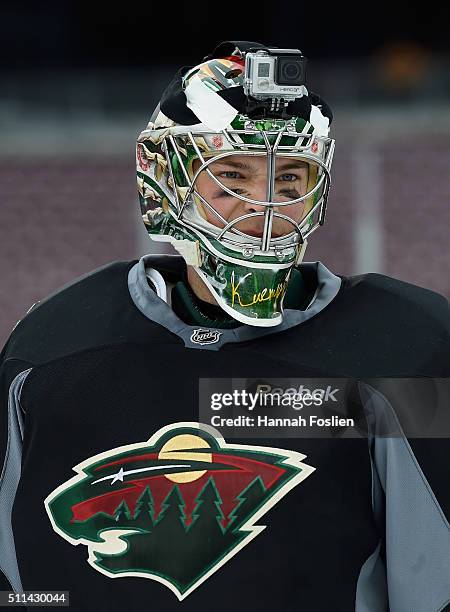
[191,154,310,238]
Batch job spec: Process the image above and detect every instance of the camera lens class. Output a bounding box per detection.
[283,63,301,80]
[276,56,306,86]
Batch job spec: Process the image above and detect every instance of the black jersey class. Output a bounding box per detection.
[0,254,449,611]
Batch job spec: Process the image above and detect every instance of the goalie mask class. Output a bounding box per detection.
[136,40,335,327]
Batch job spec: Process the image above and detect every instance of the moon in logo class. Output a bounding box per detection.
[158,434,212,483]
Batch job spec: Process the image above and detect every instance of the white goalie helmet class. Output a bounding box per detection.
[137,40,335,327]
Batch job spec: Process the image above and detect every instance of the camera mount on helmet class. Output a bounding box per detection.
[203,40,309,121]
[243,47,308,120]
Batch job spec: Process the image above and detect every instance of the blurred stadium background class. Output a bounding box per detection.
[1,3,449,343]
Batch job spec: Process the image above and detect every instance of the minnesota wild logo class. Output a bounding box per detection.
[44,422,315,600]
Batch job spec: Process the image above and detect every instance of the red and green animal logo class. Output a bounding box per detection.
[45,422,314,600]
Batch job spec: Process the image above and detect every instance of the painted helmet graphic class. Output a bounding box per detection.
[137,40,335,326]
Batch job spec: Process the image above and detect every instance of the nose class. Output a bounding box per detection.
[243,181,276,213]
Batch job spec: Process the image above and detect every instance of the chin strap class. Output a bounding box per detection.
[296,239,309,265]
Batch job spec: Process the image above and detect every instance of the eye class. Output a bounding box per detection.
[278,173,299,182]
[218,171,242,179]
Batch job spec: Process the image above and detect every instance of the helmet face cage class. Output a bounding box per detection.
[160,118,334,258]
[137,112,335,327]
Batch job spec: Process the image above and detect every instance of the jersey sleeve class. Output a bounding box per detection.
[0,332,33,597]
[359,380,450,612]
[0,337,12,590]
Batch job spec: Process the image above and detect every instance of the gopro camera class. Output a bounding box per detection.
[244,48,307,101]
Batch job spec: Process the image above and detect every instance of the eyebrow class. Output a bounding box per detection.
[277,161,309,171]
[212,159,309,171]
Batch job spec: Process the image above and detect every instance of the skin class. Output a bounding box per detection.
[187,154,310,305]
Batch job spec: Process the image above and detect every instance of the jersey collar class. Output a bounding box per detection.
[127,254,342,351]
